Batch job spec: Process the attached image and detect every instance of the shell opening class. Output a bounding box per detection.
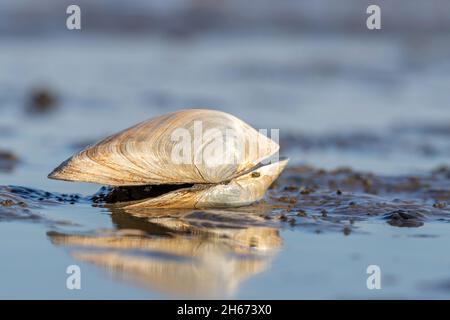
[99,184,195,203]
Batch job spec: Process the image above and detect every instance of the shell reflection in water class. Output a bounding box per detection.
[48,206,283,298]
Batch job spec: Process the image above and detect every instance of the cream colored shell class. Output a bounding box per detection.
[49,109,279,186]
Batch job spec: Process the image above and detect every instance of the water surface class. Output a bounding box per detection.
[1,33,450,299]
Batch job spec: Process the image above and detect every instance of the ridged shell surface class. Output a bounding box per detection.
[49,109,279,186]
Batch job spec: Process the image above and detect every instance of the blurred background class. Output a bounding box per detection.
[1,0,450,300]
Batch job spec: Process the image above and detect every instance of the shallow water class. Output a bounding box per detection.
[1,33,450,299]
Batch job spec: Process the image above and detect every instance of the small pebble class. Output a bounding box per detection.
[27,88,58,114]
[0,151,18,161]
[251,172,260,178]
[0,150,19,172]
[278,196,297,204]
[0,199,15,207]
[343,226,352,236]
[296,210,307,217]
[300,187,313,195]
[284,186,298,192]
[433,202,447,209]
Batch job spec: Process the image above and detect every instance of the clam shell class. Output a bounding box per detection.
[49,109,279,186]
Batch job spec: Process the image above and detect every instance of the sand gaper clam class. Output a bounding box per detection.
[48,109,288,208]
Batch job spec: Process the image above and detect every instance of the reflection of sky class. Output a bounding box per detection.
[242,222,450,299]
[0,222,158,299]
[2,215,450,299]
